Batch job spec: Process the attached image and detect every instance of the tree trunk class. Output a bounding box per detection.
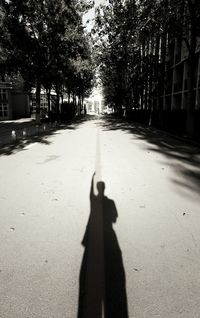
[82,95,84,114]
[68,88,71,104]
[140,45,144,110]
[35,80,41,124]
[155,35,160,110]
[61,94,64,107]
[1,72,6,82]
[187,52,196,136]
[159,30,167,128]
[47,89,51,119]
[78,95,81,116]
[186,0,196,136]
[148,37,155,126]
[56,88,60,120]
[73,93,76,116]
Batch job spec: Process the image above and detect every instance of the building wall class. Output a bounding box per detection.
[0,81,30,121]
[30,92,57,117]
[10,92,30,119]
[162,37,200,113]
[0,83,12,120]
[30,94,48,113]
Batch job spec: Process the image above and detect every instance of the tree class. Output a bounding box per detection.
[0,0,94,122]
[172,0,200,135]
[95,0,200,136]
[94,0,143,113]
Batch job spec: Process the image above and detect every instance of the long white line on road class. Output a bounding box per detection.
[80,128,106,318]
[95,128,102,184]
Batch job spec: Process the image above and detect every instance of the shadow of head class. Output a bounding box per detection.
[97,181,105,197]
[96,181,118,224]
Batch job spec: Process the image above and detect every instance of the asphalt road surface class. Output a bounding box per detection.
[0,116,200,318]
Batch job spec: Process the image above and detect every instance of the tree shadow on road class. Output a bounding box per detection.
[78,174,129,318]
[0,115,94,156]
[0,135,52,156]
[97,116,200,196]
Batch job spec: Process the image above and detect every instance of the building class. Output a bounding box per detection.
[30,89,57,118]
[0,81,30,121]
[157,37,200,112]
[85,86,108,114]
[149,35,200,136]
[134,22,200,137]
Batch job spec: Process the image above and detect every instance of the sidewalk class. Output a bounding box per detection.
[146,124,200,149]
[0,118,55,147]
[112,114,200,149]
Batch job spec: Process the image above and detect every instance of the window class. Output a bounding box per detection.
[0,103,8,118]
[0,88,8,101]
[31,100,36,112]
[31,95,48,112]
[41,97,48,109]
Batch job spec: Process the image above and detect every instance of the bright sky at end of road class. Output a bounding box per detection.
[83,0,108,32]
[82,0,108,98]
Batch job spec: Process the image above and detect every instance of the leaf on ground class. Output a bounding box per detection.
[133,268,141,272]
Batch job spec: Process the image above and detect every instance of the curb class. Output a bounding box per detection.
[0,122,58,148]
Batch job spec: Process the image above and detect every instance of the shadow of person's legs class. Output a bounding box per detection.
[78,197,104,318]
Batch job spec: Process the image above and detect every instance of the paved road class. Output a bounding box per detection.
[0,116,200,318]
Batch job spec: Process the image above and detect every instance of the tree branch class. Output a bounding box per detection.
[182,37,191,54]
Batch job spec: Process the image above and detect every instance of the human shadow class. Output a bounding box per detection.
[78,173,129,318]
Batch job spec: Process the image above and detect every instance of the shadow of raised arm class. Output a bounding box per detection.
[90,172,95,200]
